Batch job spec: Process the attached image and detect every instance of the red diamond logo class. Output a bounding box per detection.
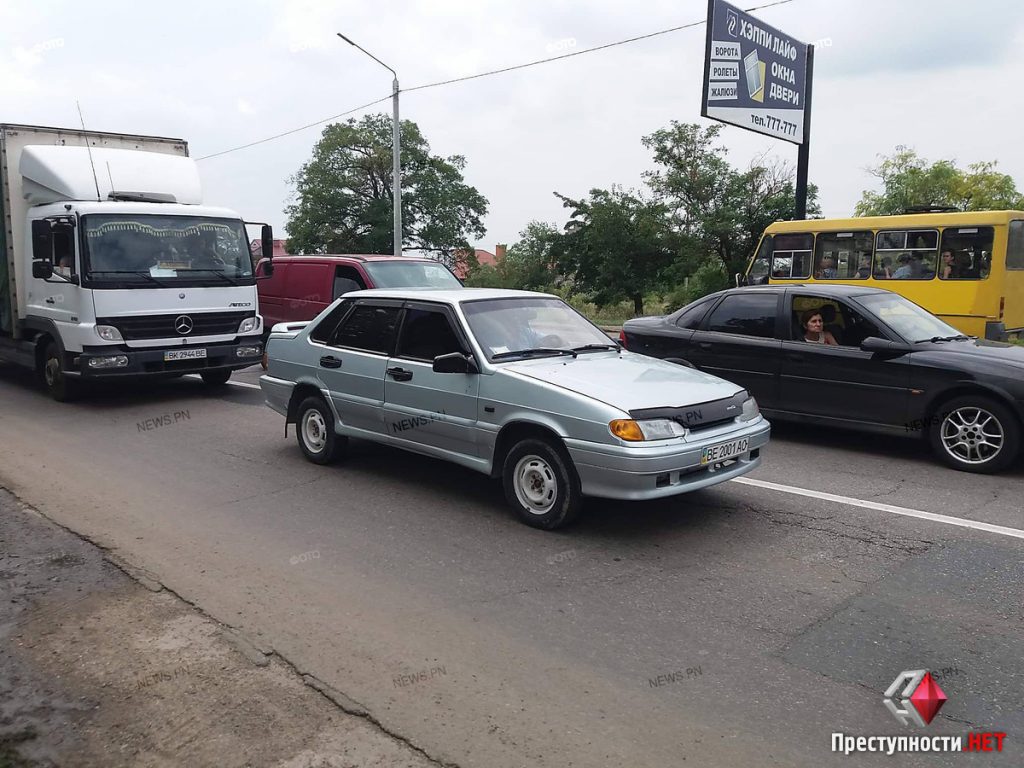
[909,672,947,724]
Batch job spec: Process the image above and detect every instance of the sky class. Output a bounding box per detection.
[4,0,1024,254]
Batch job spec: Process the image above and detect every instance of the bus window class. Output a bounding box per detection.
[875,229,938,280]
[771,234,812,279]
[938,227,993,279]
[1007,221,1024,270]
[748,235,772,284]
[814,231,873,279]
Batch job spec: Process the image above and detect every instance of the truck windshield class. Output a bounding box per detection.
[82,214,254,286]
[361,260,462,288]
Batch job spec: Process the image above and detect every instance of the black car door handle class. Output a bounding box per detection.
[786,352,804,361]
[387,367,413,382]
[697,342,712,350]
[319,355,342,369]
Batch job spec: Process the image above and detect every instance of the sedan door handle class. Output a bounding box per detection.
[387,367,413,382]
[45,297,55,304]
[786,352,804,361]
[319,355,342,369]
[697,342,712,350]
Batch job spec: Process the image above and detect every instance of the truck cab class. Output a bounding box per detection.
[0,124,272,400]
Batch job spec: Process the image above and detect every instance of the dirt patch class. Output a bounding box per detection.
[0,490,438,768]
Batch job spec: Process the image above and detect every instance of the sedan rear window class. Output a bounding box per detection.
[704,294,778,338]
[329,304,401,354]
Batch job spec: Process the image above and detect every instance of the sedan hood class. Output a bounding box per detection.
[927,338,1024,366]
[501,351,744,411]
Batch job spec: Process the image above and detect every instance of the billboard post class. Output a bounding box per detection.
[701,0,812,217]
[794,44,814,219]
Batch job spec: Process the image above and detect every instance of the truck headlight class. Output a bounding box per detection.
[95,325,123,342]
[238,316,260,334]
[609,418,686,442]
[738,397,760,422]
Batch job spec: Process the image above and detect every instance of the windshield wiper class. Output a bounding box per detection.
[88,270,169,287]
[572,343,621,353]
[918,334,973,343]
[173,268,242,286]
[492,347,578,361]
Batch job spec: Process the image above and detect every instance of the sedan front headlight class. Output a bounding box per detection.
[738,396,760,422]
[238,316,260,334]
[609,418,686,442]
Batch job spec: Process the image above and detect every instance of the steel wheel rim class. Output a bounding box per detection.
[940,406,1003,465]
[302,409,328,453]
[513,454,558,515]
[44,357,60,387]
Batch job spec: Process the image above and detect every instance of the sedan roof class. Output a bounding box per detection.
[724,284,895,298]
[339,287,558,304]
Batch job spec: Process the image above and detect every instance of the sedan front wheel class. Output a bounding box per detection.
[928,395,1020,474]
[502,438,582,529]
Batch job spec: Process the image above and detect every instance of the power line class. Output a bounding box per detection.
[404,0,795,94]
[197,0,796,161]
[196,94,392,161]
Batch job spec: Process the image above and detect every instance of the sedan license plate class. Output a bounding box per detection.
[701,437,749,465]
[164,348,207,362]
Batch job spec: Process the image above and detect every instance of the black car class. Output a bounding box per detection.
[622,285,1024,473]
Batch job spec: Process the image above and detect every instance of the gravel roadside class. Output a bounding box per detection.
[0,488,439,768]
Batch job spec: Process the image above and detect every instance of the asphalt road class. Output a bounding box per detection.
[1,362,1021,767]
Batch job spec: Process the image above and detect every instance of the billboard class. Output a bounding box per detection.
[701,0,809,144]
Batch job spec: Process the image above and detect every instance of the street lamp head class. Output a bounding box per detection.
[336,32,356,46]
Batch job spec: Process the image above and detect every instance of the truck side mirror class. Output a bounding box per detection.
[31,219,53,277]
[261,225,274,265]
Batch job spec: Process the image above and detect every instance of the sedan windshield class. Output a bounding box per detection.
[857,293,965,342]
[83,214,253,286]
[462,297,616,360]
[362,260,462,288]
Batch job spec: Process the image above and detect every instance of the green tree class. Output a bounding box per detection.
[642,122,819,281]
[499,221,560,290]
[855,147,1024,215]
[285,114,488,267]
[550,187,672,315]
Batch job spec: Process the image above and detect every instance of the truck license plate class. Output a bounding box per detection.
[701,437,749,465]
[164,348,207,361]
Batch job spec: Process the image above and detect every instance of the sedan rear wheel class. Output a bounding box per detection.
[502,438,581,529]
[296,396,346,464]
[928,395,1020,473]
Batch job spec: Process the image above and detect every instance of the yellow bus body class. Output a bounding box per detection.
[744,211,1024,340]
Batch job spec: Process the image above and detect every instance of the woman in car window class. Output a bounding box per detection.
[801,309,838,345]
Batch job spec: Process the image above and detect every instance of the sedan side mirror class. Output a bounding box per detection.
[860,336,914,355]
[433,352,477,374]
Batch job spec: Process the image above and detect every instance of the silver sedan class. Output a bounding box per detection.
[260,288,771,529]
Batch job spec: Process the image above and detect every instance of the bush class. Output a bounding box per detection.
[663,262,730,313]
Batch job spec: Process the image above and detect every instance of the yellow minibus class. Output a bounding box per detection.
[743,210,1024,340]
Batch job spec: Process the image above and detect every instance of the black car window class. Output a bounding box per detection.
[328,304,400,354]
[675,297,717,329]
[333,265,367,299]
[397,308,464,361]
[704,294,778,338]
[791,295,882,347]
[309,301,351,343]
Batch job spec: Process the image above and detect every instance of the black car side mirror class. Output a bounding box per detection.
[860,336,914,355]
[433,352,477,374]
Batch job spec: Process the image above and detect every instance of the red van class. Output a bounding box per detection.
[255,254,462,330]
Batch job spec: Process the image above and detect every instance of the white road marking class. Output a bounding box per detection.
[732,477,1024,541]
[184,374,262,390]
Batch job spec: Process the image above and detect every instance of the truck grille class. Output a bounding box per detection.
[98,311,253,340]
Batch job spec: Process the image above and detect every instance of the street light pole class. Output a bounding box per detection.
[337,33,402,256]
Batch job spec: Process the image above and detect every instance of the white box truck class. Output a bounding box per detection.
[0,124,274,400]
